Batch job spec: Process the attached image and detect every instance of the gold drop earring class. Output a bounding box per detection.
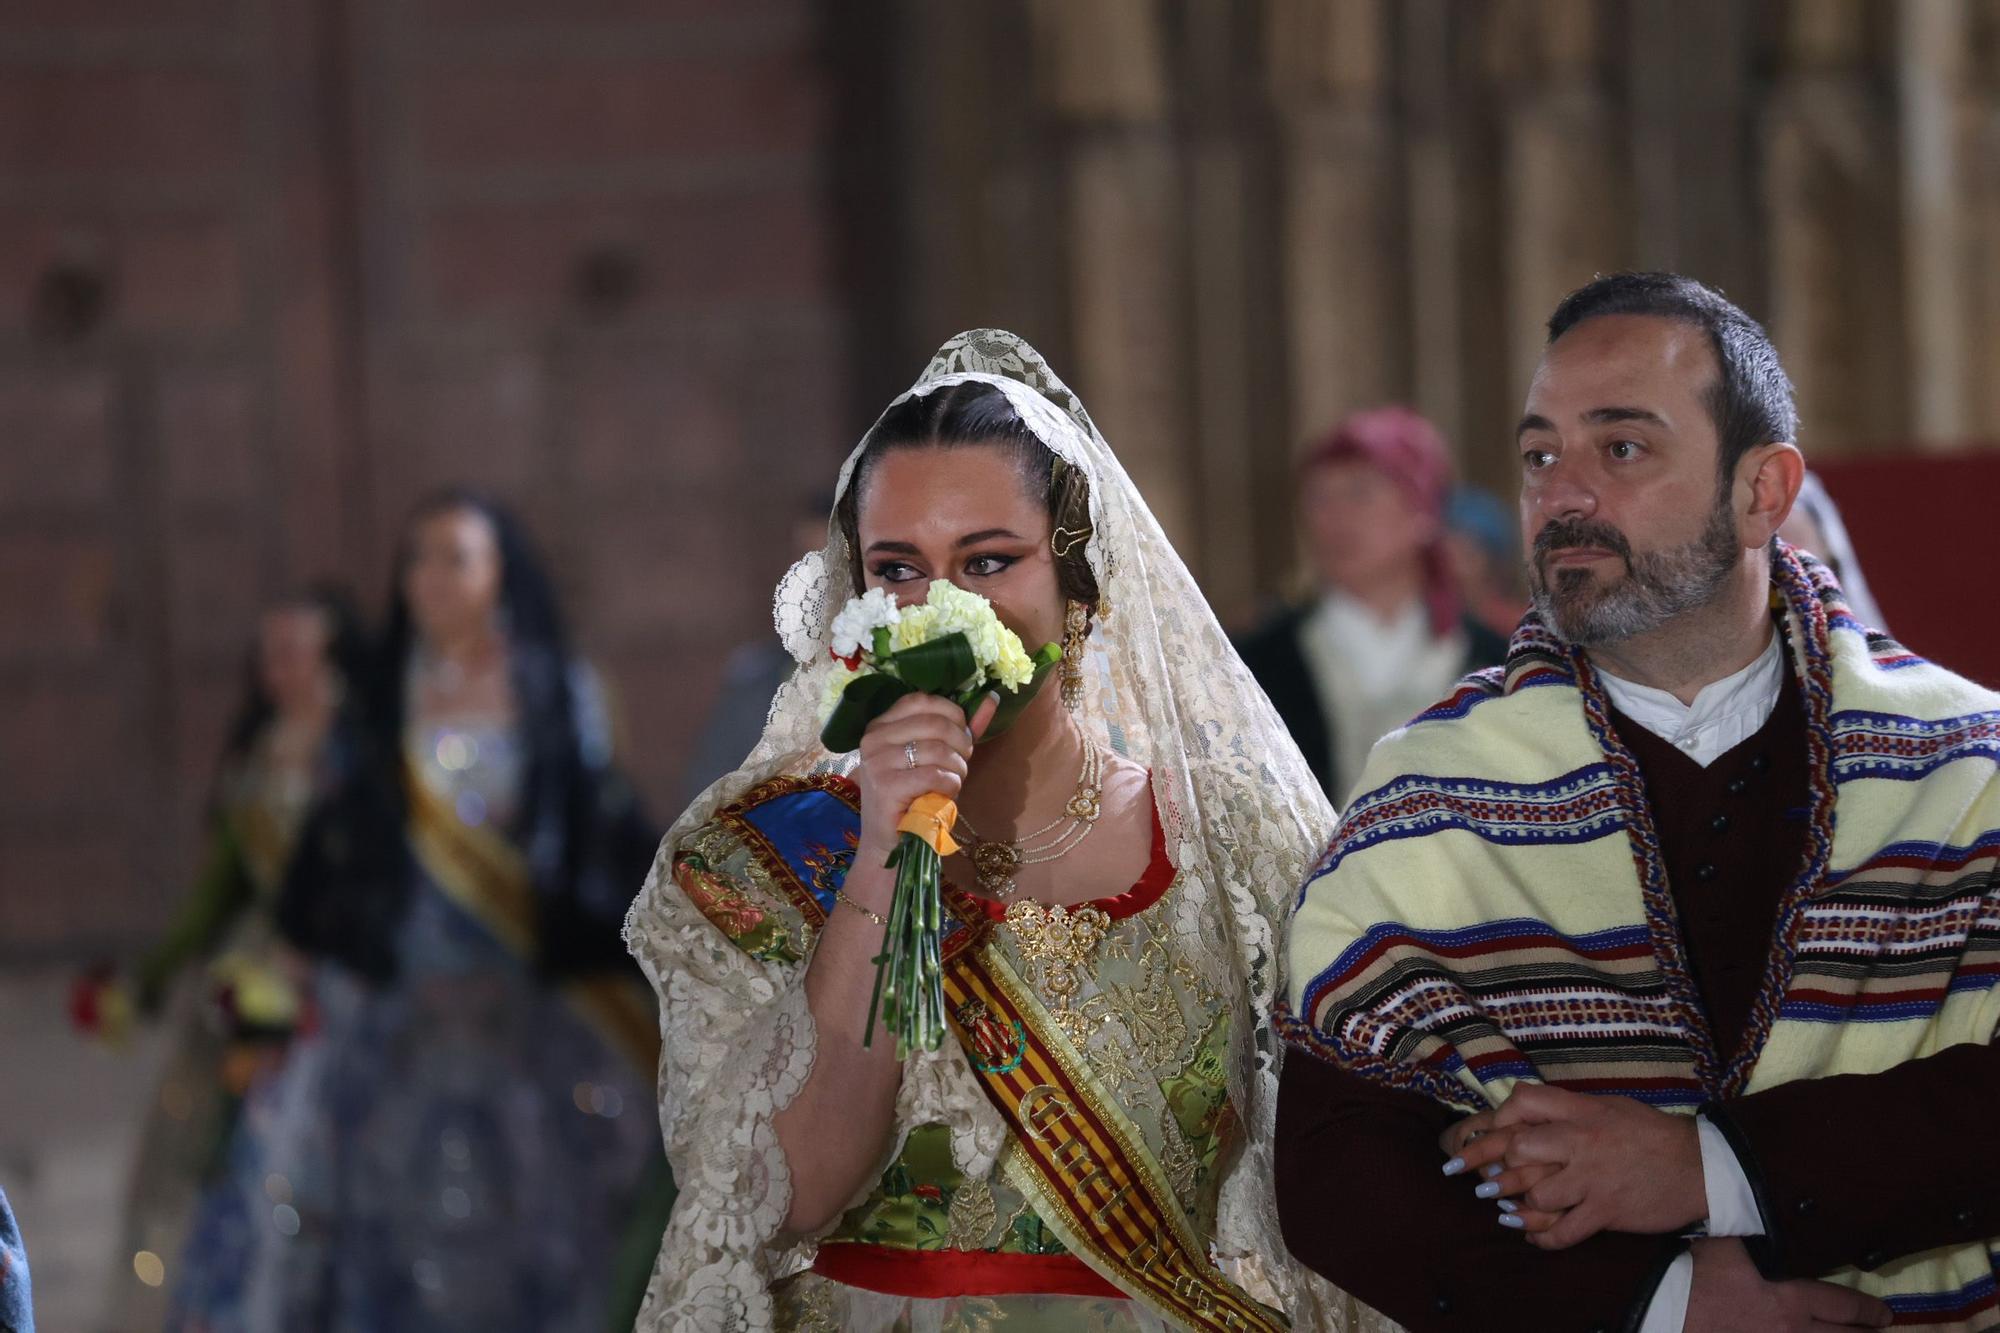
[1059,599,1089,712]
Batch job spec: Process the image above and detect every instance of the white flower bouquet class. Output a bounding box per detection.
[818,580,1062,1055]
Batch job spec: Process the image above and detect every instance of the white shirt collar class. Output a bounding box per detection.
[1303,591,1429,672]
[1299,589,1467,797]
[1595,630,1785,768]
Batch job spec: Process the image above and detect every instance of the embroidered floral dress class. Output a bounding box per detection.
[624,328,1394,1333]
[116,737,320,1329]
[664,773,1268,1333]
[168,707,658,1333]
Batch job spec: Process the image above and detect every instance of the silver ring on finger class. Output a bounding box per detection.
[904,740,919,770]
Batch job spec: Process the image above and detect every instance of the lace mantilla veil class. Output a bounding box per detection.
[623,330,1391,1331]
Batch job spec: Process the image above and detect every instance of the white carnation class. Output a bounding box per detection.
[829,586,902,660]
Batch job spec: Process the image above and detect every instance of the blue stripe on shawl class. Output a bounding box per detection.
[1410,669,1572,724]
[1779,972,2000,1025]
[1299,918,1654,1019]
[1302,767,1628,899]
[1830,708,2000,782]
[1400,1048,1705,1110]
[1882,1273,1996,1317]
[1824,830,2000,885]
[1832,708,2000,734]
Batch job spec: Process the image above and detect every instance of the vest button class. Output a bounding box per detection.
[1750,753,1771,773]
[1711,814,1731,834]
[1434,1294,1454,1315]
[1695,863,1719,882]
[1795,1196,1818,1216]
[1954,1207,1975,1228]
[1726,777,1748,795]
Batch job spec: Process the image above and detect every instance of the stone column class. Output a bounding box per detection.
[1491,0,1630,402]
[1959,0,2000,439]
[1625,0,1755,301]
[1028,0,1197,558]
[1269,0,1407,451]
[1400,0,1469,462]
[1897,0,1973,447]
[1762,0,1908,453]
[1178,2,1277,621]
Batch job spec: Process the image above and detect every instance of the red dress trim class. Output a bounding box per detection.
[810,1242,1127,1300]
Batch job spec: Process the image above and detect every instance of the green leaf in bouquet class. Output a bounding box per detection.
[885,632,979,695]
[819,671,914,754]
[966,642,1064,742]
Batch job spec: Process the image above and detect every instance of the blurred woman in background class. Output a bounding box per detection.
[1237,407,1509,803]
[176,491,664,1333]
[87,586,368,1331]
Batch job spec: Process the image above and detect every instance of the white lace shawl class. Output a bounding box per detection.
[624,330,1390,1331]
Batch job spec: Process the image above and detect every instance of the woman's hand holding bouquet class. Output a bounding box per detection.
[820,581,1061,1057]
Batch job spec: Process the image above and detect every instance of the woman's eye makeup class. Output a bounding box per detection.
[869,552,1019,581]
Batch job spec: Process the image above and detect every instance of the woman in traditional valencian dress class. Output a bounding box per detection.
[624,331,1395,1332]
[100,587,367,1329]
[241,492,665,1333]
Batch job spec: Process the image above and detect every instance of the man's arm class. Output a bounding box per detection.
[1275,1052,1684,1333]
[1706,1039,2000,1279]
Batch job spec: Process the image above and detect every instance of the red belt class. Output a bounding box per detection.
[811,1242,1128,1300]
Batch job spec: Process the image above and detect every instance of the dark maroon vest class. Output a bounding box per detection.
[1605,654,1809,1062]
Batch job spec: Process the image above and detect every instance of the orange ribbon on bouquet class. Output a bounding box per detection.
[897,793,961,857]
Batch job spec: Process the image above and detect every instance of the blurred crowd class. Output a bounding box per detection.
[65,492,669,1333]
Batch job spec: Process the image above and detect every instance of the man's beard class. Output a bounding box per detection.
[1527,494,1741,646]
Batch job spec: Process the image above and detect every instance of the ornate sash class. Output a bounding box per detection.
[942,936,1286,1332]
[404,762,659,1073]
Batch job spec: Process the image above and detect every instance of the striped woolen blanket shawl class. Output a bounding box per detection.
[1282,545,2000,1328]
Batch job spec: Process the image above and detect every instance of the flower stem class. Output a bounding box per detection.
[863,831,947,1057]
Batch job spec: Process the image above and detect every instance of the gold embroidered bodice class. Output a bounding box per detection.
[670,777,1240,1258]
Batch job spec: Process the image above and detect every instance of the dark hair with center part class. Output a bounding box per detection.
[1546,272,1799,487]
[836,381,1099,608]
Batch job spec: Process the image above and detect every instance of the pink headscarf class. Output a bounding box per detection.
[1300,405,1462,638]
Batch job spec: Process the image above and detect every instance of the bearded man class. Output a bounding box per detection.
[1276,273,2000,1333]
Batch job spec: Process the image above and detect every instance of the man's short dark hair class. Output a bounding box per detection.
[1547,272,1799,484]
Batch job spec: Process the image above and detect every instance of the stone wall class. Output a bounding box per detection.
[0,0,849,957]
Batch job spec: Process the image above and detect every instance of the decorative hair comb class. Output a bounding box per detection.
[1051,526,1092,557]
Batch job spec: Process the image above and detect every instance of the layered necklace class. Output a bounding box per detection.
[954,736,1104,901]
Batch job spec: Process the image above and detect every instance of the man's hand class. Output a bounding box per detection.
[1439,1082,1706,1247]
[1684,1239,1891,1331]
